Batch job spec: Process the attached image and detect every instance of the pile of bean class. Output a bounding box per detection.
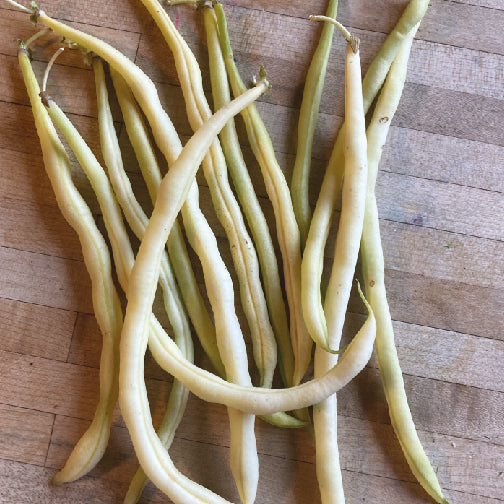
[10,0,449,502]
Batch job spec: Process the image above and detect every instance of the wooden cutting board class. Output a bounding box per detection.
[0,0,503,503]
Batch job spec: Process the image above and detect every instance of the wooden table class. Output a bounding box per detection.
[1,0,503,503]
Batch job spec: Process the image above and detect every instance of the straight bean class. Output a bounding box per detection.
[300,0,429,376]
[213,1,311,386]
[361,26,449,504]
[307,18,367,504]
[291,0,338,246]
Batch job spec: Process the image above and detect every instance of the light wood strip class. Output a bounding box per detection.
[0,403,54,466]
[354,268,504,342]
[0,246,92,313]
[0,196,84,260]
[381,126,504,194]
[0,349,100,419]
[0,297,75,361]
[376,170,503,241]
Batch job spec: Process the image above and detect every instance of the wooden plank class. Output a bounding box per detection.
[395,82,504,147]
[381,126,504,193]
[0,297,75,360]
[337,367,504,446]
[323,217,504,291]
[0,148,58,204]
[338,313,504,393]
[0,349,100,419]
[0,246,93,313]
[0,403,54,466]
[0,458,145,504]
[0,196,84,260]
[377,269,504,342]
[0,0,147,35]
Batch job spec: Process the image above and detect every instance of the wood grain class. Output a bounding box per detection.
[0,0,503,503]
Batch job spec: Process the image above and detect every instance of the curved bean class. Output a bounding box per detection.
[18,47,123,485]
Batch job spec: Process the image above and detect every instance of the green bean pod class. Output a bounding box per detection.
[291,0,338,246]
[361,27,450,504]
[18,48,123,485]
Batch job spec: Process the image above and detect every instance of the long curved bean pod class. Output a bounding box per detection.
[360,27,449,504]
[18,47,123,485]
[202,5,294,389]
[200,3,302,430]
[120,80,269,504]
[213,1,311,386]
[148,296,375,415]
[291,0,338,246]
